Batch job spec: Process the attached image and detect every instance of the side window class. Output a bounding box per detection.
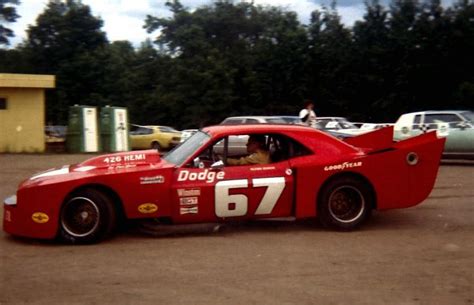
[190,133,312,168]
[0,97,7,110]
[139,127,153,135]
[425,114,461,129]
[245,119,259,124]
[413,115,422,130]
[267,134,312,162]
[222,118,242,125]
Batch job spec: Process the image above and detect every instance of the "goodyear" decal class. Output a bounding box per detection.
[138,203,158,214]
[32,212,49,224]
[324,161,363,171]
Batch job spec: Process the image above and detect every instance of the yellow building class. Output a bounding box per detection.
[0,73,55,153]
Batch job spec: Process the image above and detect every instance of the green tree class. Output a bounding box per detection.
[447,0,474,107]
[352,0,392,121]
[23,0,108,123]
[144,0,308,127]
[0,0,20,45]
[306,3,355,118]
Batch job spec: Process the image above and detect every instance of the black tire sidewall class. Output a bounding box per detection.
[59,188,116,244]
[318,177,372,230]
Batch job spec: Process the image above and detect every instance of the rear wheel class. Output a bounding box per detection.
[151,141,160,150]
[318,177,373,230]
[59,188,117,244]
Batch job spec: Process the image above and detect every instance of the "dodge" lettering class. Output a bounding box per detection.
[178,169,225,183]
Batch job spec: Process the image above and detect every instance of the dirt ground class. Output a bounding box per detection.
[0,154,472,305]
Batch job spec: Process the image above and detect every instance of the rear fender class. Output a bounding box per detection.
[370,131,445,210]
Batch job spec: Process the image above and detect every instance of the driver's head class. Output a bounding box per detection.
[246,135,266,153]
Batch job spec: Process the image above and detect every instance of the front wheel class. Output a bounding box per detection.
[59,188,117,244]
[318,177,373,230]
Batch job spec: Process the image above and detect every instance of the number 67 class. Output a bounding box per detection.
[215,177,285,217]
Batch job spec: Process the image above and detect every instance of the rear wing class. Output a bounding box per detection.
[344,126,440,154]
[344,126,394,152]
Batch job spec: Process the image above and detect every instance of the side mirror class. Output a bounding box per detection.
[211,160,224,170]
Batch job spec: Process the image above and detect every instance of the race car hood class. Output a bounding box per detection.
[21,150,167,188]
[74,149,162,169]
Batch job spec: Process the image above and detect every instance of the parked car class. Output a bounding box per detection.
[180,129,198,143]
[359,123,394,131]
[129,125,181,150]
[45,125,67,143]
[278,116,303,125]
[220,116,287,125]
[4,124,445,244]
[394,110,474,159]
[316,117,368,138]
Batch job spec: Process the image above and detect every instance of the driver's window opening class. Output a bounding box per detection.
[190,133,312,168]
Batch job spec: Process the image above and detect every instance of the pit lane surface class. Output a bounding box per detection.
[0,154,472,305]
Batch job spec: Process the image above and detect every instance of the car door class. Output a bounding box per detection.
[170,135,294,223]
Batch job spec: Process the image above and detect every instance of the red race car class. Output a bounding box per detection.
[4,124,445,244]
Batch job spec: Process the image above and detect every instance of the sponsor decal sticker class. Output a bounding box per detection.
[32,212,49,224]
[140,175,165,185]
[250,166,276,171]
[103,154,146,164]
[107,164,137,171]
[180,206,198,215]
[180,197,198,206]
[177,188,201,197]
[177,169,225,183]
[138,203,158,214]
[324,161,363,171]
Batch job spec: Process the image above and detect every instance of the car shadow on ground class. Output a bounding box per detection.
[2,211,426,245]
[125,210,423,239]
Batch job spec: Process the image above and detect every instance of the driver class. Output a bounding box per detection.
[227,135,270,166]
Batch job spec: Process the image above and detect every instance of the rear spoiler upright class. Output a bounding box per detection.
[344,126,395,153]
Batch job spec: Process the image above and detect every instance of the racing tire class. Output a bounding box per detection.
[318,177,373,230]
[151,142,161,150]
[59,188,117,244]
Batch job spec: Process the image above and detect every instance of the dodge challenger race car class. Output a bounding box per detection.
[3,124,445,244]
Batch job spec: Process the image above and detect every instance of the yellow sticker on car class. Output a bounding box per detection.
[138,203,158,214]
[32,212,49,224]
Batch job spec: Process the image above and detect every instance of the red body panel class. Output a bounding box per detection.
[3,125,445,240]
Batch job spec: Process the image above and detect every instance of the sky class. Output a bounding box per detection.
[7,0,455,47]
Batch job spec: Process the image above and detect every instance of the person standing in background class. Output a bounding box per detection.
[299,100,317,128]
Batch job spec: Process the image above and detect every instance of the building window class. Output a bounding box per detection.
[0,98,6,110]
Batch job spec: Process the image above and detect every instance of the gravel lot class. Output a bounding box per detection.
[0,154,473,305]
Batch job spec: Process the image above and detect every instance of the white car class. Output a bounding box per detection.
[316,117,368,137]
[359,123,394,131]
[220,116,287,125]
[394,110,474,158]
[180,129,198,143]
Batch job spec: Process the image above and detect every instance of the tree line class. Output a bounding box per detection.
[1,0,473,128]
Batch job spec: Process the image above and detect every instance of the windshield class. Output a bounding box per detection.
[461,111,474,122]
[164,131,210,166]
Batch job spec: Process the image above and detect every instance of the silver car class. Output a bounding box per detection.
[394,110,474,159]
